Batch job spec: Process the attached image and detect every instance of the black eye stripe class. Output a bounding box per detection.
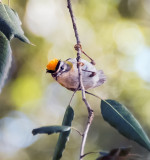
[55,60,61,71]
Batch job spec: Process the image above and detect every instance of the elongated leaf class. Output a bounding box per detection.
[96,147,140,160]
[32,126,70,135]
[0,3,30,43]
[101,99,150,151]
[0,31,12,93]
[53,106,74,160]
[99,146,132,157]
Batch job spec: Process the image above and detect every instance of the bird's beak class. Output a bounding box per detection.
[46,69,51,73]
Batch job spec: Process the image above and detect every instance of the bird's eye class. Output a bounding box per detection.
[61,66,64,70]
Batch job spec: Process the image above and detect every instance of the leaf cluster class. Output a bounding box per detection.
[0,3,30,92]
[32,106,74,160]
[32,99,150,159]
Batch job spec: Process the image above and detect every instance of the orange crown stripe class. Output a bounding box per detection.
[47,58,59,71]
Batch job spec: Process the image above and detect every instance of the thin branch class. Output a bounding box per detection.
[81,50,95,65]
[67,0,80,44]
[81,151,99,159]
[71,127,83,136]
[67,1,94,159]
[74,44,95,64]
[85,91,101,99]
[69,88,78,106]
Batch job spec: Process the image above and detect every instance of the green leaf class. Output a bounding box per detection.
[101,99,150,151]
[32,126,70,135]
[53,106,74,160]
[0,31,12,93]
[99,146,131,157]
[0,3,30,43]
[96,147,137,160]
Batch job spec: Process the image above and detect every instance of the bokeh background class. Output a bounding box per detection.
[1,0,150,159]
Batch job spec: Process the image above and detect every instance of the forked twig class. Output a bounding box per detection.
[74,44,95,65]
[67,0,94,159]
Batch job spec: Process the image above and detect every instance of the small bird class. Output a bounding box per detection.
[46,58,106,91]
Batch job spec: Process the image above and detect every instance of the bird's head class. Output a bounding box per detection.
[46,58,73,80]
[46,58,61,74]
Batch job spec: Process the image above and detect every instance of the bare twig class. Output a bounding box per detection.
[67,1,94,159]
[69,88,78,106]
[85,91,101,99]
[80,151,99,159]
[74,44,95,65]
[67,0,80,44]
[71,127,83,136]
[82,50,95,65]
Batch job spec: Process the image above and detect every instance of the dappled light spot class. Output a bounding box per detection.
[0,111,38,155]
[11,76,42,107]
[113,21,145,56]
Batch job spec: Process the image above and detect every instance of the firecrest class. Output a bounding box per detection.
[46,58,106,91]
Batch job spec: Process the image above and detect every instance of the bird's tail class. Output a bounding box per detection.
[96,70,106,87]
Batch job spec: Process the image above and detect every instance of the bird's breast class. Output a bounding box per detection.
[56,67,79,90]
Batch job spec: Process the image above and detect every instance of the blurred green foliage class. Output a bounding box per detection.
[1,0,150,159]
